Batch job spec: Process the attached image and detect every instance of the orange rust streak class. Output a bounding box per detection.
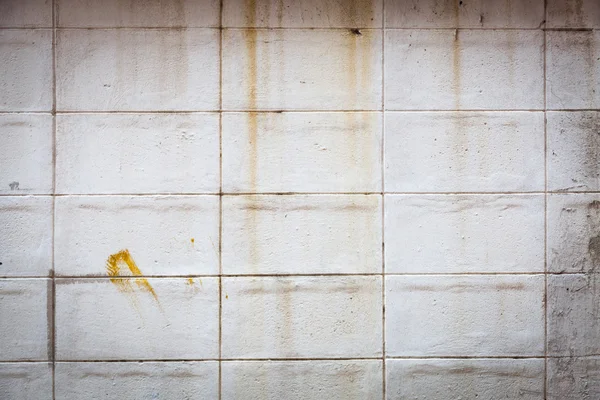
[106,249,158,302]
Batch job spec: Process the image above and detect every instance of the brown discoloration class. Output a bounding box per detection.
[106,249,158,302]
[589,235,600,266]
[2,121,28,128]
[582,33,597,108]
[240,200,376,213]
[407,364,541,379]
[406,282,526,292]
[46,279,53,360]
[245,0,261,275]
[588,200,600,210]
[563,0,585,27]
[242,281,363,296]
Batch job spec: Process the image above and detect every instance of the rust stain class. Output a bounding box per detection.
[190,238,195,244]
[245,0,258,190]
[245,0,260,273]
[406,282,526,292]
[106,249,158,302]
[186,277,202,293]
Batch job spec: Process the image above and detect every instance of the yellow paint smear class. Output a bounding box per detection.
[106,249,158,302]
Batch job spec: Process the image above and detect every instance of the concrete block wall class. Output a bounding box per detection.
[0,0,598,398]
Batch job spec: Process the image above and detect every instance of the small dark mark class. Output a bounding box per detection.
[350,28,362,36]
[588,200,600,210]
[8,181,19,190]
[0,262,2,265]
[459,1,463,5]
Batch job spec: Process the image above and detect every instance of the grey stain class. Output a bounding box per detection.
[588,234,600,266]
[8,181,19,190]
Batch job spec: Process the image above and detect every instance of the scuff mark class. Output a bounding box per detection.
[8,181,19,190]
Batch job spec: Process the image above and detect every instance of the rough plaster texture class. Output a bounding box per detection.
[0,0,599,399]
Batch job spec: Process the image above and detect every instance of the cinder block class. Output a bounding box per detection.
[223,0,382,27]
[385,112,545,192]
[222,112,382,193]
[0,197,52,277]
[222,276,382,358]
[222,360,383,399]
[386,359,544,400]
[55,278,219,360]
[56,29,219,111]
[547,357,600,400]
[385,30,544,110]
[548,112,600,192]
[55,362,218,399]
[547,273,600,357]
[0,114,53,194]
[56,113,220,194]
[54,196,219,276]
[385,195,544,274]
[222,195,382,274]
[547,0,600,28]
[385,275,545,356]
[547,31,600,110]
[0,30,52,111]
[0,279,50,361]
[0,363,52,400]
[0,0,52,27]
[547,194,600,274]
[57,0,220,27]
[385,0,544,28]
[222,29,382,110]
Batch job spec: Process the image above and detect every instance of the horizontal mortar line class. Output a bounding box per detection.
[53,110,384,114]
[385,27,597,31]
[0,111,53,114]
[53,110,221,114]
[385,355,545,360]
[384,109,600,112]
[24,191,543,196]
[2,272,553,280]
[54,27,383,31]
[3,355,598,364]
[546,109,600,112]
[53,357,382,362]
[49,110,386,114]
[4,109,598,114]
[384,108,546,112]
[56,110,384,113]
[55,273,382,279]
[6,191,600,197]
[3,26,595,31]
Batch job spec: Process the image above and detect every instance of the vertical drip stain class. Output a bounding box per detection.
[106,249,158,302]
[452,0,466,183]
[452,0,461,110]
[245,0,258,190]
[245,0,260,272]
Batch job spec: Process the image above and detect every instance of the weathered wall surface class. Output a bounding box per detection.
[0,0,599,399]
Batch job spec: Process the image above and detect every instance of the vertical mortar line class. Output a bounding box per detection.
[381,1,386,398]
[51,0,57,399]
[542,1,548,398]
[218,1,224,399]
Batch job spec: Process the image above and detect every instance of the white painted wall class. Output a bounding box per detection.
[0,0,599,399]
